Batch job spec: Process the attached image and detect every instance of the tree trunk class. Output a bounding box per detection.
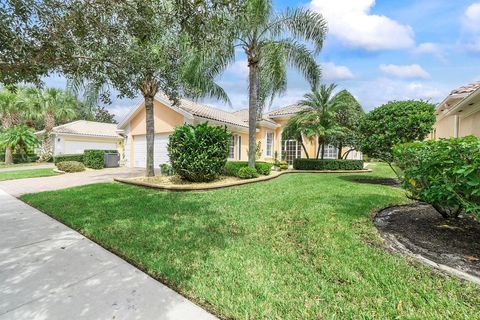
[337,142,342,159]
[300,141,309,159]
[247,58,258,168]
[321,143,325,160]
[4,147,13,164]
[39,110,55,162]
[316,136,321,160]
[140,77,159,177]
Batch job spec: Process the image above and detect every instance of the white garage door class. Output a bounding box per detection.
[64,140,117,154]
[133,134,170,168]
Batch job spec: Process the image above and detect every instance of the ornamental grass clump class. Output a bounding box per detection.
[394,136,480,219]
[168,122,230,182]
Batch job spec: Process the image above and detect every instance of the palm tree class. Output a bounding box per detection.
[233,0,327,167]
[0,89,24,164]
[295,84,345,159]
[0,125,39,156]
[25,88,78,161]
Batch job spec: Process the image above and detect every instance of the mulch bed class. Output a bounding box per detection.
[375,203,480,279]
[353,178,400,187]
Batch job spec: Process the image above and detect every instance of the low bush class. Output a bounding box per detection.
[53,154,84,164]
[237,167,258,179]
[293,159,364,170]
[168,123,231,182]
[224,161,272,176]
[56,161,85,173]
[83,149,117,169]
[279,161,288,170]
[394,136,480,219]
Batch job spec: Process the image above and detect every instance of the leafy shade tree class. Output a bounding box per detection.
[359,100,436,175]
[233,0,327,167]
[54,0,237,177]
[93,106,117,124]
[25,88,78,161]
[294,84,345,159]
[0,124,39,158]
[0,89,25,164]
[329,90,364,159]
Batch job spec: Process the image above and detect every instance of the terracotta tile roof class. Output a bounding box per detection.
[264,104,308,118]
[176,98,249,128]
[449,81,480,96]
[52,120,121,138]
[233,109,279,126]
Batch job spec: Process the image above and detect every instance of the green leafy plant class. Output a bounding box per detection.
[56,161,85,173]
[159,163,173,176]
[359,100,435,175]
[168,122,231,182]
[53,154,84,164]
[83,149,116,169]
[255,162,272,175]
[237,167,258,179]
[293,159,364,171]
[0,125,39,156]
[279,160,288,170]
[394,136,480,219]
[225,161,271,176]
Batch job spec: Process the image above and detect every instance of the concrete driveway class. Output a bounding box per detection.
[0,167,145,196]
[0,190,217,320]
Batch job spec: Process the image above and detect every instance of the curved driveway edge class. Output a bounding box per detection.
[0,189,217,320]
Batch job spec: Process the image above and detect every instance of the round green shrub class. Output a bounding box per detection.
[83,150,105,169]
[255,162,272,175]
[237,167,259,179]
[394,136,480,219]
[56,161,85,173]
[168,122,231,182]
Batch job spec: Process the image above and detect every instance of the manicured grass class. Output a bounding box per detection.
[0,168,58,181]
[21,163,479,319]
[0,162,41,169]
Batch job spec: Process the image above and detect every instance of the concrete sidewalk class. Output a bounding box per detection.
[0,167,145,196]
[0,190,217,320]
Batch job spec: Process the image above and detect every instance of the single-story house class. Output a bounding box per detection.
[37,120,123,156]
[432,81,480,139]
[117,95,362,168]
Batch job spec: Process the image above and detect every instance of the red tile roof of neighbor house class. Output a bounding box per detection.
[449,81,480,96]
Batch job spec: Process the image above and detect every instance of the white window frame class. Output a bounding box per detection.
[237,135,242,160]
[228,135,235,160]
[265,131,274,157]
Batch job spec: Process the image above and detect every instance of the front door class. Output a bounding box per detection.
[282,140,302,165]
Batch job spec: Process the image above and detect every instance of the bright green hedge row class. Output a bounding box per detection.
[224,161,272,177]
[53,154,84,164]
[293,159,364,171]
[84,149,117,169]
[0,153,39,163]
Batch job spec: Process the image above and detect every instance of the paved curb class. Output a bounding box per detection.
[114,169,372,192]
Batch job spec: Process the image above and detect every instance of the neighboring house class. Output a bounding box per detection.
[37,120,123,156]
[117,95,362,168]
[432,81,480,139]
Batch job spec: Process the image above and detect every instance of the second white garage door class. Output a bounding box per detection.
[133,134,170,168]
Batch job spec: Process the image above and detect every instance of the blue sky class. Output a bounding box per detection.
[45,0,480,120]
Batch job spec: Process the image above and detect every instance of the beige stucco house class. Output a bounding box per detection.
[432,81,480,139]
[117,95,362,168]
[37,120,123,156]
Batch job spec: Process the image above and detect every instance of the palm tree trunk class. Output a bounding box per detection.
[40,110,55,162]
[1,115,13,164]
[140,77,159,177]
[337,142,342,159]
[321,143,325,160]
[300,141,309,159]
[247,58,258,169]
[4,147,13,164]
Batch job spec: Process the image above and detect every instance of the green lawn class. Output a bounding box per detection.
[0,168,58,181]
[21,163,479,319]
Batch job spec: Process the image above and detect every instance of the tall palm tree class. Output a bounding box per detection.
[0,89,24,164]
[295,84,345,159]
[25,88,78,161]
[233,0,327,167]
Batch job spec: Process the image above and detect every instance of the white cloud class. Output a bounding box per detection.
[412,42,446,62]
[309,0,415,50]
[463,3,480,51]
[321,62,354,80]
[379,64,430,79]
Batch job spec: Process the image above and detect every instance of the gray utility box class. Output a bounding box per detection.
[104,153,120,168]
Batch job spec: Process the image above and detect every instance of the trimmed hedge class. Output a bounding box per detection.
[56,161,85,173]
[238,167,258,179]
[293,159,364,171]
[83,149,117,169]
[224,161,272,176]
[53,154,84,164]
[0,153,39,164]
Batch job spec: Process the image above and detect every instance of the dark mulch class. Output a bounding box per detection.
[375,203,480,277]
[353,178,400,187]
